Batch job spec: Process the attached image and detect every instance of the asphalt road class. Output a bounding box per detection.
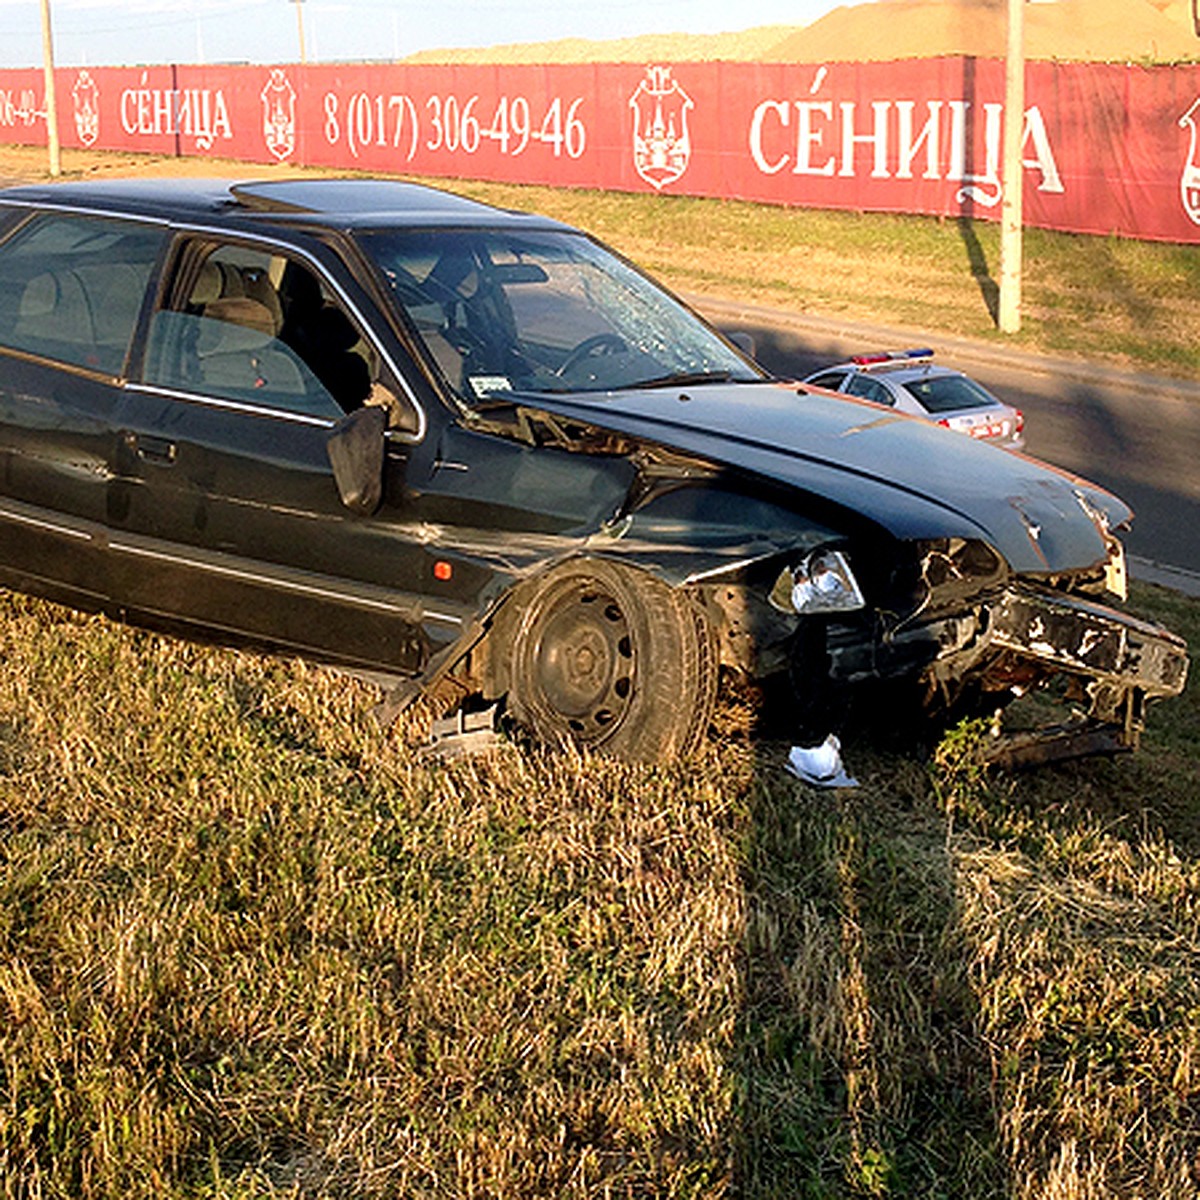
[698,296,1200,597]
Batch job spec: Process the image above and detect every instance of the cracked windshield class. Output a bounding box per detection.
[359,228,763,401]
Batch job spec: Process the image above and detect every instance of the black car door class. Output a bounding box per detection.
[0,209,166,606]
[109,231,457,679]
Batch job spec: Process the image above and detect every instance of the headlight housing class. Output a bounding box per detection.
[769,549,866,616]
[1103,537,1128,601]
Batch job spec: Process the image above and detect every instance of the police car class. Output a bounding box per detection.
[804,348,1025,450]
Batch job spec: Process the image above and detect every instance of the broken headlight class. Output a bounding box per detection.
[769,549,866,616]
[1073,489,1129,601]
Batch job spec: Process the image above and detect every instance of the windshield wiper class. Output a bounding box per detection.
[504,369,763,399]
[625,370,734,390]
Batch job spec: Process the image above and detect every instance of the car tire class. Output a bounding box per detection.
[506,559,716,761]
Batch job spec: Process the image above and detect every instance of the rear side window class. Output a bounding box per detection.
[0,213,164,375]
[844,374,894,406]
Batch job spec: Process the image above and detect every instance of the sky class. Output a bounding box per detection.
[0,0,851,70]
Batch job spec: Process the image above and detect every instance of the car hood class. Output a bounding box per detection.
[509,381,1129,575]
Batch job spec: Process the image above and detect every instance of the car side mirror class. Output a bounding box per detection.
[326,405,386,515]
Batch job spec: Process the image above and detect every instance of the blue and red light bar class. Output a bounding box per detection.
[850,347,935,365]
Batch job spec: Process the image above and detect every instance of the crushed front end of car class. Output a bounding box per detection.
[669,520,1187,768]
[812,532,1187,766]
[463,382,1189,765]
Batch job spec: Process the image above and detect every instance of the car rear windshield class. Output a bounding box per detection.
[356,227,762,402]
[899,373,998,414]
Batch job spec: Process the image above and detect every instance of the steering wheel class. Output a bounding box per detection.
[554,332,627,378]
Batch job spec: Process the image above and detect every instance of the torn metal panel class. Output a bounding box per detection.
[510,385,1130,575]
[991,588,1189,698]
[980,721,1133,770]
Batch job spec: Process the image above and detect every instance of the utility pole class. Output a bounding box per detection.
[39,0,61,177]
[293,0,307,65]
[998,0,1024,332]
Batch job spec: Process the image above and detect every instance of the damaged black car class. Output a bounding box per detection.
[0,177,1188,764]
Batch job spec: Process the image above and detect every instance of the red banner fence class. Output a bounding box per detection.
[4,58,1200,244]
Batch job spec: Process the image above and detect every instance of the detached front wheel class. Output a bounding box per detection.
[507,559,716,761]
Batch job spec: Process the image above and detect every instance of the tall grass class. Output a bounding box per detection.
[0,582,1196,1197]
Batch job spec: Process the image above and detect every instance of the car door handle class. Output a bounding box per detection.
[134,434,177,464]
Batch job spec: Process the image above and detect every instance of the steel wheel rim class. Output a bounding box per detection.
[531,581,636,743]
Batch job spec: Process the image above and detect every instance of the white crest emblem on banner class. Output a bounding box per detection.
[1179,98,1200,225]
[629,66,694,190]
[261,68,297,162]
[72,70,100,148]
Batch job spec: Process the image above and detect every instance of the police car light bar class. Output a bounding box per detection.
[851,347,935,365]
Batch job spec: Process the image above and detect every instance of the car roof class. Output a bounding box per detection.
[856,362,960,383]
[816,360,961,383]
[0,176,571,233]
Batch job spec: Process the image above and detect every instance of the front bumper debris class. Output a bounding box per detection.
[991,587,1188,701]
[980,721,1134,770]
[981,586,1189,765]
[418,702,503,761]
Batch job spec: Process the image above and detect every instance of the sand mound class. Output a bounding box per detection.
[401,25,799,65]
[401,0,1199,65]
[768,0,1199,63]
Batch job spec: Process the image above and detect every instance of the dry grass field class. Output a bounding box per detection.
[401,0,1200,65]
[0,582,1196,1198]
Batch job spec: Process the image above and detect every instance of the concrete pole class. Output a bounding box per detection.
[39,0,61,177]
[294,0,307,65]
[998,0,1024,332]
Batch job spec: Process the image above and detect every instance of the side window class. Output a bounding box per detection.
[844,374,894,406]
[143,241,412,427]
[807,371,847,391]
[0,212,164,375]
